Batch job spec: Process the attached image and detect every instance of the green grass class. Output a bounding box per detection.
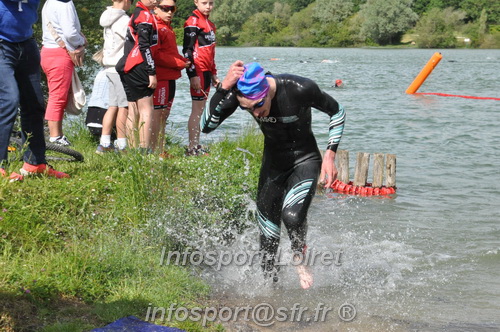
[0,121,264,331]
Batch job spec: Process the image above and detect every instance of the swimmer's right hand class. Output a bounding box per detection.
[221,60,245,90]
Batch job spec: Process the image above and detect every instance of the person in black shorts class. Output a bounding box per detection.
[116,0,158,151]
[201,61,346,289]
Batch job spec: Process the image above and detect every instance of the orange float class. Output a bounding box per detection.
[331,179,396,197]
[406,52,443,94]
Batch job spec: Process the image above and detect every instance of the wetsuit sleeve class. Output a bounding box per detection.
[309,83,346,152]
[201,90,239,133]
[137,22,155,75]
[182,19,198,79]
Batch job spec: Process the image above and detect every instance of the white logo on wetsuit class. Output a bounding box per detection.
[258,117,277,123]
[257,115,299,124]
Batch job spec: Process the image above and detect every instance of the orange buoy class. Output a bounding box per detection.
[406,52,443,94]
[330,179,396,197]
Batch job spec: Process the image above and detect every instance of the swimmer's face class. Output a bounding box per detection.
[238,94,271,118]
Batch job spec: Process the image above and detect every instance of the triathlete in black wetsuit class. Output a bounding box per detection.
[201,61,345,289]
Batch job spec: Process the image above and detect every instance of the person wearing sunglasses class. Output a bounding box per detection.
[151,0,190,156]
[201,61,346,290]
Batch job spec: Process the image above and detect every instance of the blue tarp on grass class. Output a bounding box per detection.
[91,316,186,332]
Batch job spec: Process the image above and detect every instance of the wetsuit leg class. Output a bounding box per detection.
[256,168,286,279]
[256,158,320,277]
[281,159,321,254]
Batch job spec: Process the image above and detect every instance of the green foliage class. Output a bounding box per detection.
[238,13,276,46]
[0,123,263,331]
[460,0,500,24]
[276,2,318,46]
[412,0,431,15]
[358,0,419,45]
[211,0,254,45]
[237,3,292,46]
[415,7,466,48]
[462,9,489,47]
[171,0,196,28]
[313,0,355,25]
[282,0,315,12]
[31,0,500,49]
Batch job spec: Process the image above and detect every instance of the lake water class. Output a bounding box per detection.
[159,47,500,331]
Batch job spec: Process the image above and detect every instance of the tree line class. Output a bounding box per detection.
[34,0,500,54]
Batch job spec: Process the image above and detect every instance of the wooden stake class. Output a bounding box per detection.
[372,153,385,188]
[386,154,397,187]
[336,150,349,183]
[354,152,370,186]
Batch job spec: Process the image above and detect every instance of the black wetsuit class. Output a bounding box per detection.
[201,74,346,274]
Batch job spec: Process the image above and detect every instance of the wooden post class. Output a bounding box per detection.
[354,152,370,186]
[372,153,385,188]
[336,150,349,183]
[385,154,397,187]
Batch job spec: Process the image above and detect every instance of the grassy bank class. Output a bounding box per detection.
[0,122,263,331]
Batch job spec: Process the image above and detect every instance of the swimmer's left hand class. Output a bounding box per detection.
[320,150,337,189]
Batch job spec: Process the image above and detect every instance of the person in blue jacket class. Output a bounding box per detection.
[0,0,69,180]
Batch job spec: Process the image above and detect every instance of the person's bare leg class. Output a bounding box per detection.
[47,120,63,138]
[188,99,206,150]
[150,107,161,151]
[116,107,128,139]
[101,106,118,137]
[113,106,128,150]
[157,108,170,153]
[137,96,153,150]
[127,102,139,148]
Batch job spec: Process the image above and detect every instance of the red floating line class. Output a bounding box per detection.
[415,92,500,101]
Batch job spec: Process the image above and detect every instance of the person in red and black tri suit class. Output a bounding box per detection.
[182,0,218,156]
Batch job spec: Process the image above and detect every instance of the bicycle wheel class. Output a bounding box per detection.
[9,137,84,162]
[46,142,84,162]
